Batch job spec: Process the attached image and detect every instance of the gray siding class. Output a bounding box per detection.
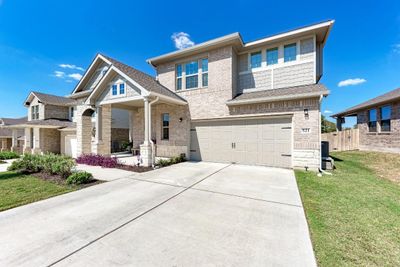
[273,61,314,89]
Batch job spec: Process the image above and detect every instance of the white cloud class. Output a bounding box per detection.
[324,110,333,114]
[338,78,366,87]
[68,73,82,81]
[59,64,85,71]
[171,32,195,50]
[53,71,65,78]
[392,44,400,54]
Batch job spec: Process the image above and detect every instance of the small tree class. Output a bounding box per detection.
[321,115,336,133]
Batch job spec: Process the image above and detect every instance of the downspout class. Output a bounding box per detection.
[148,96,159,167]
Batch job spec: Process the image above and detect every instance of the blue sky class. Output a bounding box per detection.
[1,0,400,127]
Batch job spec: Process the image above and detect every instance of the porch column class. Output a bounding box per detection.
[32,128,41,154]
[94,104,111,156]
[10,129,18,152]
[128,110,134,143]
[140,97,152,167]
[23,128,32,154]
[1,139,6,152]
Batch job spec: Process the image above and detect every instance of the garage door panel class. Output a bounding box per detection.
[190,117,292,168]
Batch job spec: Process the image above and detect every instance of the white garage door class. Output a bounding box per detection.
[190,117,292,168]
[65,135,77,158]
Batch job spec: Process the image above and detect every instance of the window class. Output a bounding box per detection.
[267,47,278,65]
[111,82,125,96]
[250,51,262,68]
[176,64,182,90]
[380,105,391,132]
[185,61,199,89]
[284,43,297,62]
[162,113,169,140]
[70,107,74,120]
[31,105,39,120]
[201,58,208,87]
[368,109,377,132]
[119,83,125,95]
[112,84,118,96]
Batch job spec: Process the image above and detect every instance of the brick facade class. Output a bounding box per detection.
[356,101,400,153]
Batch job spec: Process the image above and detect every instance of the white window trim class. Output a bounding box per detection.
[69,106,76,121]
[110,79,127,98]
[201,58,208,88]
[175,57,208,91]
[161,113,170,140]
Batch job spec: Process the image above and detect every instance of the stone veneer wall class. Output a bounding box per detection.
[356,101,400,153]
[229,97,321,170]
[132,103,190,158]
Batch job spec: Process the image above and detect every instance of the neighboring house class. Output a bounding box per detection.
[332,87,400,153]
[10,20,334,170]
[0,117,27,152]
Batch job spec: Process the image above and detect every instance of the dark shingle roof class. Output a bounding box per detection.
[332,87,400,117]
[228,84,329,104]
[0,117,28,125]
[29,92,77,106]
[101,54,186,103]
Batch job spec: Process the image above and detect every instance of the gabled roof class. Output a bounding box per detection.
[227,84,329,106]
[332,87,400,117]
[100,54,186,103]
[24,91,76,107]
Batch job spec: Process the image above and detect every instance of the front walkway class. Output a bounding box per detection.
[0,162,316,267]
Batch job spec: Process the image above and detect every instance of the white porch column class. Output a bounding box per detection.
[23,128,31,154]
[95,106,102,143]
[140,97,152,167]
[128,110,134,143]
[10,129,18,152]
[32,128,41,154]
[144,97,150,145]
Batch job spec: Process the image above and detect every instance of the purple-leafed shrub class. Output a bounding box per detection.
[76,154,118,168]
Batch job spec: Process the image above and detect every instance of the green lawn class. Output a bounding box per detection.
[0,171,76,212]
[296,151,400,266]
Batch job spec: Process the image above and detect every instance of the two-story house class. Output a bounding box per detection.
[10,20,334,170]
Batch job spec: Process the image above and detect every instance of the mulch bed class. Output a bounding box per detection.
[116,164,153,173]
[29,172,104,187]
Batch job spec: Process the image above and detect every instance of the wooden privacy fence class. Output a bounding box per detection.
[321,129,359,152]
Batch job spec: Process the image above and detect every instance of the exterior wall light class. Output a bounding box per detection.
[304,109,309,119]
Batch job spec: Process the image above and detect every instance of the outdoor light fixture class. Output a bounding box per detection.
[304,108,309,119]
[179,117,183,122]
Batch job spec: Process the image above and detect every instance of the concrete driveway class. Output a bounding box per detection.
[0,162,316,267]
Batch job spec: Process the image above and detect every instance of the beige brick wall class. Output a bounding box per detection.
[40,128,61,154]
[157,46,235,120]
[357,101,400,153]
[0,138,12,151]
[132,103,190,158]
[44,105,69,120]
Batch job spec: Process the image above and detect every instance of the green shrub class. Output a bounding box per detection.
[0,151,20,160]
[8,153,75,178]
[156,154,186,167]
[66,171,93,185]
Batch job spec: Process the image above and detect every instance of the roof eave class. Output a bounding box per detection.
[226,91,329,106]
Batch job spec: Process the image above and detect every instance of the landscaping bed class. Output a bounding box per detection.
[296,151,400,266]
[0,151,19,160]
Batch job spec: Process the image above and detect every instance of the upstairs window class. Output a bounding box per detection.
[380,105,391,132]
[31,105,39,120]
[162,113,169,140]
[70,107,75,120]
[111,81,125,96]
[267,47,278,65]
[119,83,125,95]
[112,84,118,96]
[284,43,297,62]
[176,64,182,90]
[250,51,262,69]
[368,109,377,132]
[185,61,198,89]
[201,58,208,87]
